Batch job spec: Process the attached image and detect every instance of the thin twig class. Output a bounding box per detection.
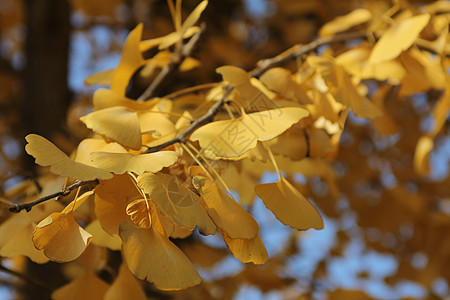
[145,30,367,153]
[146,85,234,153]
[8,180,98,213]
[137,23,206,102]
[250,30,367,77]
[0,264,51,293]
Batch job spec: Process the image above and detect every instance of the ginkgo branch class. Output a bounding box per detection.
[0,264,50,293]
[137,23,206,102]
[146,30,367,153]
[8,180,99,213]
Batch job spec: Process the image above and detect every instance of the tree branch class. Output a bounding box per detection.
[0,264,51,293]
[146,30,367,153]
[8,180,98,213]
[137,23,206,102]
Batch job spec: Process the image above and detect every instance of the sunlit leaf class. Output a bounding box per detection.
[137,173,216,235]
[52,271,109,300]
[85,220,122,250]
[126,199,151,228]
[92,88,156,111]
[91,151,179,175]
[260,67,311,104]
[217,65,276,109]
[190,107,309,158]
[0,217,49,263]
[111,23,146,95]
[104,263,146,300]
[222,230,268,264]
[319,9,372,37]
[75,138,127,167]
[119,222,201,290]
[94,174,141,236]
[25,134,112,181]
[368,14,430,64]
[413,136,433,175]
[308,56,382,119]
[80,107,142,150]
[84,69,114,86]
[33,212,92,262]
[192,176,259,239]
[159,1,208,50]
[255,176,324,230]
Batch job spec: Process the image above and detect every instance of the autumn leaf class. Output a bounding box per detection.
[52,271,109,300]
[126,199,151,228]
[190,107,309,159]
[216,65,276,109]
[92,88,156,111]
[33,212,92,262]
[192,176,259,239]
[25,134,113,181]
[119,221,201,290]
[222,230,268,265]
[0,213,49,263]
[255,176,324,230]
[368,14,430,64]
[94,174,142,236]
[308,56,382,119]
[85,220,122,250]
[139,0,208,52]
[80,107,142,150]
[90,151,179,174]
[137,172,216,235]
[111,23,146,95]
[104,263,147,300]
[319,8,372,37]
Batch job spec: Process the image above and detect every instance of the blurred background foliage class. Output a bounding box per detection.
[0,0,449,299]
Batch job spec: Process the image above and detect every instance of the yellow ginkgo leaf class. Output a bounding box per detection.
[216,65,276,109]
[75,138,127,167]
[260,68,311,104]
[94,174,141,236]
[138,111,176,136]
[336,46,405,83]
[85,220,122,250]
[308,56,382,119]
[368,14,430,64]
[137,173,216,235]
[104,263,147,300]
[190,107,309,158]
[80,107,142,150]
[140,26,199,52]
[159,1,208,50]
[254,176,324,230]
[126,199,151,228]
[119,221,201,290]
[52,271,109,300]
[0,218,49,264]
[92,88,156,111]
[90,151,179,175]
[25,134,113,181]
[221,230,268,265]
[413,135,434,175]
[33,212,92,262]
[319,8,372,37]
[84,69,114,86]
[111,23,146,95]
[192,176,259,239]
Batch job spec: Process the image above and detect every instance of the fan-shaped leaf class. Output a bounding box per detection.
[25,134,112,181]
[119,222,201,290]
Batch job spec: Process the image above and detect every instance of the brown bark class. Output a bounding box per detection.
[20,0,71,298]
